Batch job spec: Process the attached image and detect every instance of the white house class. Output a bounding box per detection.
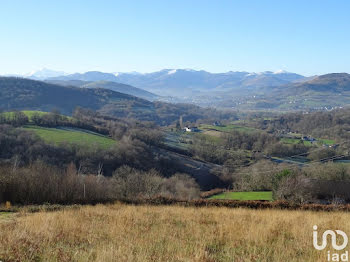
[183,126,199,132]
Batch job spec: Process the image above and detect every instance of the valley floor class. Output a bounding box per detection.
[0,204,347,261]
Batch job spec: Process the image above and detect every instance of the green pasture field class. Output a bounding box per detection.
[200,124,257,133]
[209,191,273,201]
[23,125,116,149]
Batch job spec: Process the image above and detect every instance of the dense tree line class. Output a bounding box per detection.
[232,160,350,203]
[0,162,200,204]
[0,111,29,127]
[223,131,277,151]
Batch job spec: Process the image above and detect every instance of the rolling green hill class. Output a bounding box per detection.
[0,77,153,116]
[23,125,116,149]
[1,109,116,148]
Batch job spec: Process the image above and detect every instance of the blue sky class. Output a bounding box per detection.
[0,0,349,76]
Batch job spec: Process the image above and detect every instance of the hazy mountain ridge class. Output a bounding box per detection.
[49,71,118,82]
[47,80,158,101]
[26,68,68,80]
[168,72,350,110]
[44,69,306,96]
[113,69,306,94]
[19,69,350,111]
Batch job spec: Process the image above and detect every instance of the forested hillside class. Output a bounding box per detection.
[0,77,234,125]
[0,77,148,114]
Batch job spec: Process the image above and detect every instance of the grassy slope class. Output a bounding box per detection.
[192,124,257,145]
[23,125,116,149]
[2,110,46,118]
[0,204,346,261]
[280,137,335,146]
[318,138,336,145]
[164,130,194,151]
[200,124,257,133]
[1,110,72,121]
[2,110,115,148]
[200,124,336,147]
[280,138,313,146]
[209,191,273,201]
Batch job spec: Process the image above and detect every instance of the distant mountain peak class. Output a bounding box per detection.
[25,68,68,79]
[114,71,142,77]
[317,72,350,79]
[161,68,200,74]
[167,69,177,75]
[274,69,289,74]
[260,71,274,74]
[47,71,119,82]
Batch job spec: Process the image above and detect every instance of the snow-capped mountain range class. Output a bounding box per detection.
[12,68,308,97]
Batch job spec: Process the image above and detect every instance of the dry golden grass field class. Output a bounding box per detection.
[0,203,348,262]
